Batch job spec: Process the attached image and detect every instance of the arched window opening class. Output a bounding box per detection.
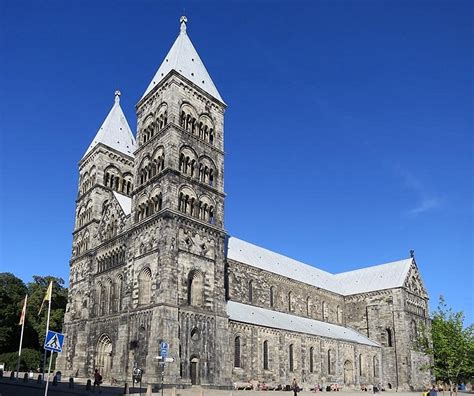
[386,328,393,347]
[99,284,106,315]
[309,346,314,373]
[337,305,343,324]
[138,267,152,305]
[359,354,363,376]
[234,336,241,368]
[269,286,274,308]
[288,291,292,312]
[322,301,328,321]
[373,356,379,378]
[289,344,294,372]
[328,349,336,375]
[188,271,204,307]
[209,206,215,224]
[115,275,123,313]
[263,340,269,370]
[106,279,113,314]
[248,280,253,303]
[411,320,417,339]
[209,169,214,187]
[306,296,311,316]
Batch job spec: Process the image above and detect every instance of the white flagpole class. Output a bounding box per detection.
[16,295,28,379]
[42,282,53,379]
[44,351,53,396]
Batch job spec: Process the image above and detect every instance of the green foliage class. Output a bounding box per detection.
[417,295,474,385]
[0,348,41,371]
[26,275,68,347]
[0,273,27,352]
[0,273,68,354]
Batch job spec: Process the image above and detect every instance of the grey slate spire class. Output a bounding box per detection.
[82,91,136,159]
[140,16,224,103]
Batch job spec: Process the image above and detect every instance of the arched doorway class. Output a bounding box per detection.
[344,360,354,386]
[190,356,200,385]
[96,334,112,378]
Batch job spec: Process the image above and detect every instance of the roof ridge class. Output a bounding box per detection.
[334,257,413,277]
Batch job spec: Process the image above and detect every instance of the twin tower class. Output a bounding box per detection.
[58,16,432,390]
[57,17,231,386]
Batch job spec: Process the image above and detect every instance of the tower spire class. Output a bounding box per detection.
[140,15,224,104]
[114,90,121,104]
[180,15,187,34]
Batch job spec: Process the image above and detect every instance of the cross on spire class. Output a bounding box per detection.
[180,16,187,34]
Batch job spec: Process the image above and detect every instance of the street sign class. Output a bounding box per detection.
[164,357,174,363]
[44,330,65,353]
[160,341,169,358]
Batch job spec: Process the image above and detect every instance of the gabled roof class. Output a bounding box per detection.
[140,16,224,104]
[334,258,412,295]
[226,236,414,296]
[112,191,131,216]
[82,91,136,160]
[227,237,340,293]
[227,301,379,347]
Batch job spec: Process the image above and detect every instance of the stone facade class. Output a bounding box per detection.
[56,18,432,391]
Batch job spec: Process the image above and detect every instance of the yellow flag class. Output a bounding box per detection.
[38,281,53,316]
[19,295,28,325]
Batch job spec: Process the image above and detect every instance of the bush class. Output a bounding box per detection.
[0,349,41,371]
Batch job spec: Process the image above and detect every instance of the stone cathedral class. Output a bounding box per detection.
[57,17,432,390]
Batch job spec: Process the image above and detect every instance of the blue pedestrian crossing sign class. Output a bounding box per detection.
[160,341,169,358]
[44,330,65,353]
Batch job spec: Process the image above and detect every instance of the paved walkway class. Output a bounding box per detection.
[1,374,470,396]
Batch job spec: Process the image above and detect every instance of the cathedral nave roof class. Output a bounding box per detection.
[227,301,379,347]
[227,237,413,296]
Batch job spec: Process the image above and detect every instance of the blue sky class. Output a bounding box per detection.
[1,0,472,323]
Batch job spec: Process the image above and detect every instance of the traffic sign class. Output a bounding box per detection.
[164,357,174,363]
[44,330,65,353]
[160,341,169,358]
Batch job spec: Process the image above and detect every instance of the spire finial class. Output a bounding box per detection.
[180,16,187,34]
[114,90,121,104]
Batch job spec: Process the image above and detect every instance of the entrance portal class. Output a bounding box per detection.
[344,360,354,386]
[190,357,199,385]
[96,334,112,378]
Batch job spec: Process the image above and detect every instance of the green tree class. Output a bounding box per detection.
[417,296,474,394]
[0,273,68,357]
[0,349,41,371]
[26,276,68,348]
[0,273,27,352]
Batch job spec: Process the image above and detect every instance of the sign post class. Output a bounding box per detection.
[43,330,64,396]
[159,342,169,396]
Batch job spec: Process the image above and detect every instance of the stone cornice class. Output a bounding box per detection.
[137,70,226,112]
[79,143,134,169]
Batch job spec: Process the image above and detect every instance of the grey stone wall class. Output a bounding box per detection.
[57,68,431,392]
[227,260,345,325]
[229,321,381,388]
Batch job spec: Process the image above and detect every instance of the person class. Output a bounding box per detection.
[292,378,298,396]
[92,369,102,393]
[429,385,438,396]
